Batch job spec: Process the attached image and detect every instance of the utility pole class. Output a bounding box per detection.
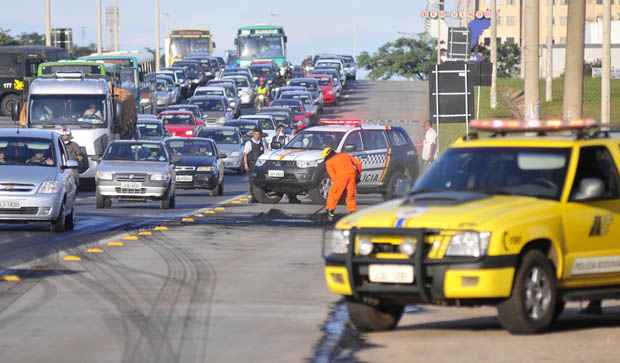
[155,0,161,71]
[490,0,497,109]
[523,0,540,121]
[520,0,525,79]
[602,0,611,128]
[96,0,103,54]
[545,0,553,102]
[563,0,586,121]
[44,0,52,47]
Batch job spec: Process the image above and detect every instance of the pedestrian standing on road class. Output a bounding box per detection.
[244,128,268,202]
[323,147,362,221]
[421,120,438,172]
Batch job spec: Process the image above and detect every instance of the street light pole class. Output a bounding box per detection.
[155,0,161,71]
[545,0,553,102]
[490,0,497,109]
[602,0,611,128]
[523,0,540,121]
[563,0,586,121]
[44,0,52,47]
[96,0,103,54]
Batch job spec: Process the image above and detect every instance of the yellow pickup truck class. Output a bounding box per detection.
[323,119,620,334]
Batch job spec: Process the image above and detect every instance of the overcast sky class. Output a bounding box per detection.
[0,1,468,62]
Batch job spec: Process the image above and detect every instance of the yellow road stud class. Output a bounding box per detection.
[194,213,204,218]
[86,247,104,254]
[204,210,216,215]
[107,241,125,247]
[123,235,139,241]
[154,226,169,232]
[231,200,242,204]
[182,217,194,223]
[214,207,225,212]
[138,231,152,236]
[1,275,20,282]
[63,255,81,262]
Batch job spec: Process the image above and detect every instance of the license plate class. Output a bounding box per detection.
[368,265,414,284]
[120,182,142,190]
[268,170,285,178]
[0,200,21,209]
[176,175,193,182]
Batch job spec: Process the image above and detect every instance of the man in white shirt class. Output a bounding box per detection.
[421,120,437,172]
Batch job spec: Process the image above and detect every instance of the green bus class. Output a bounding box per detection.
[235,24,287,69]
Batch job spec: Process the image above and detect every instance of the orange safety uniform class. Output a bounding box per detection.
[325,152,362,213]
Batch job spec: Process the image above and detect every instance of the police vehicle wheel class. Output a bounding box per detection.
[346,299,404,332]
[497,250,557,334]
[0,94,19,116]
[308,176,331,204]
[251,184,283,204]
[50,204,67,233]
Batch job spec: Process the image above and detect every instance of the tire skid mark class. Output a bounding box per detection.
[0,276,58,328]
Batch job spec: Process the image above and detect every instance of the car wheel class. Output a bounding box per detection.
[251,184,283,204]
[497,250,558,334]
[346,298,404,332]
[96,190,111,209]
[160,188,173,209]
[383,171,410,201]
[66,207,75,231]
[0,93,20,116]
[308,175,331,204]
[50,203,67,233]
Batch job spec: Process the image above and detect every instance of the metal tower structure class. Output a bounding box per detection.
[105,0,120,51]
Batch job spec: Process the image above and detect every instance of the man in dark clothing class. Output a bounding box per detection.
[243,128,268,203]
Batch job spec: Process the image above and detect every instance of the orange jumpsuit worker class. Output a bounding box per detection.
[323,147,362,219]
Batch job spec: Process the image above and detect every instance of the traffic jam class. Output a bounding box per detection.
[1,7,620,362]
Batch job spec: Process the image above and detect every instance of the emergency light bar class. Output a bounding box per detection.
[470,118,598,132]
[319,119,363,127]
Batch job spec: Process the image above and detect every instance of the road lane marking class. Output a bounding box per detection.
[154,226,169,232]
[0,275,20,282]
[63,255,81,262]
[86,247,104,254]
[138,231,153,236]
[122,235,139,241]
[107,241,125,247]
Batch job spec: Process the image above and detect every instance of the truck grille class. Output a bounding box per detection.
[115,174,147,182]
[264,160,297,168]
[0,183,36,193]
[0,207,39,215]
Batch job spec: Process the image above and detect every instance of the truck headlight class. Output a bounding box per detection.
[296,159,320,168]
[323,229,350,256]
[255,158,266,167]
[38,181,61,194]
[96,171,113,181]
[445,232,491,258]
[151,173,171,181]
[359,238,373,256]
[197,166,214,172]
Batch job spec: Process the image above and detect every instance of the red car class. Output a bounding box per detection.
[159,111,203,138]
[311,74,337,106]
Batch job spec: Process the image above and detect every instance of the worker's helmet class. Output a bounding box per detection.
[322,147,335,159]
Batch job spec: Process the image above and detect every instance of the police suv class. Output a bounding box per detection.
[250,120,419,204]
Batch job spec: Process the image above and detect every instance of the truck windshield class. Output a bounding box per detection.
[29,95,107,128]
[286,131,344,150]
[239,36,283,58]
[170,38,212,59]
[412,147,572,201]
[0,137,56,167]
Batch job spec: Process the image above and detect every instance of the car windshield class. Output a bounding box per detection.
[195,89,224,97]
[223,77,249,88]
[137,123,163,138]
[0,137,56,167]
[166,139,215,157]
[29,95,107,127]
[412,147,572,201]
[316,78,331,86]
[198,129,240,144]
[271,100,302,112]
[156,81,171,91]
[286,131,344,150]
[228,124,256,140]
[103,143,167,162]
[239,36,284,58]
[161,114,194,125]
[281,93,311,104]
[289,81,317,91]
[191,99,226,112]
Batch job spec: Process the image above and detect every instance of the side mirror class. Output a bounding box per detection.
[343,144,356,153]
[63,160,79,169]
[10,101,20,122]
[219,152,227,159]
[573,178,605,201]
[271,141,282,150]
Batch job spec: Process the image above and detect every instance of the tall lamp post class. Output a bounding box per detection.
[155,0,161,71]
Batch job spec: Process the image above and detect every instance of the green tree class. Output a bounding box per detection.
[0,28,18,45]
[357,34,436,80]
[16,32,44,45]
